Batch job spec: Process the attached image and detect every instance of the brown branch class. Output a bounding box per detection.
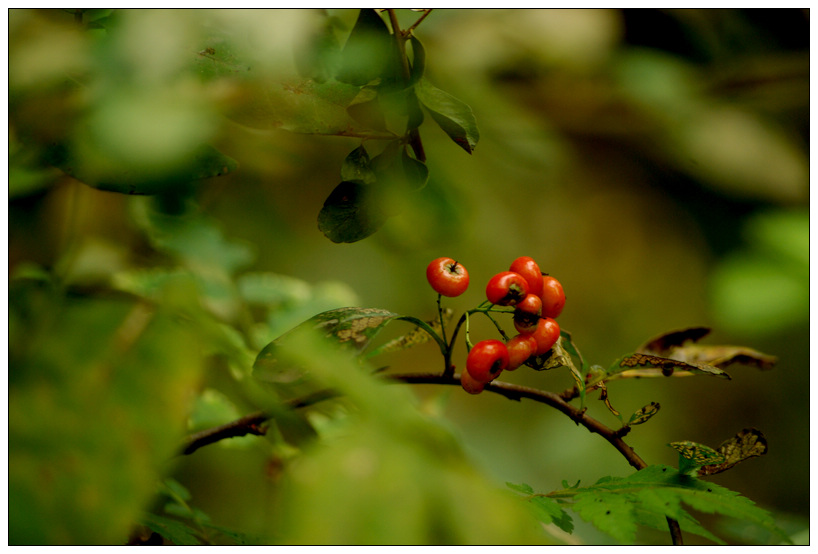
[389,372,648,471]
[181,411,269,455]
[388,372,683,545]
[179,389,339,456]
[180,373,683,544]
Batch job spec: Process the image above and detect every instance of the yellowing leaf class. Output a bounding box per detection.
[698,428,768,477]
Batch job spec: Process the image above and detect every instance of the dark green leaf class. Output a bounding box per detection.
[370,140,428,194]
[405,88,425,130]
[47,143,238,195]
[415,77,479,154]
[408,36,426,85]
[317,180,388,243]
[336,9,395,86]
[340,145,376,185]
[141,513,201,546]
[346,96,388,131]
[399,148,429,190]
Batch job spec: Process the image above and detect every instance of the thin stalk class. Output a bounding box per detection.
[385,8,426,161]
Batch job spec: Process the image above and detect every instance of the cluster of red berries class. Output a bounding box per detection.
[425,256,566,395]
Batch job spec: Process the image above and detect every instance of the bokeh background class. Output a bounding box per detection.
[9,9,809,545]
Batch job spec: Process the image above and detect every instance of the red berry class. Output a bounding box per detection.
[460,369,485,394]
[506,334,538,370]
[466,339,509,383]
[426,257,469,297]
[530,317,560,356]
[512,294,543,334]
[485,271,529,306]
[509,256,544,297]
[540,275,565,318]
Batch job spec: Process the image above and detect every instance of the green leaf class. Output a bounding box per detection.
[131,197,254,276]
[365,310,450,358]
[227,78,382,136]
[161,478,192,503]
[400,147,429,189]
[141,513,201,546]
[47,142,237,196]
[9,287,205,544]
[317,180,388,243]
[415,77,479,154]
[266,328,550,544]
[408,36,426,85]
[632,488,722,544]
[369,140,428,192]
[294,13,342,82]
[506,481,535,495]
[559,329,587,370]
[253,307,401,397]
[258,307,400,357]
[336,9,396,86]
[549,465,790,545]
[530,497,574,535]
[573,489,636,544]
[345,96,388,132]
[340,145,376,184]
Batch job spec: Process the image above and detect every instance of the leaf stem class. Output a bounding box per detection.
[385,8,426,161]
[406,9,433,35]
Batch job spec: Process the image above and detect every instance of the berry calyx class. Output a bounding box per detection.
[509,256,544,297]
[466,339,509,383]
[530,316,561,356]
[540,275,566,319]
[506,334,538,370]
[426,257,470,297]
[512,293,543,334]
[485,271,529,306]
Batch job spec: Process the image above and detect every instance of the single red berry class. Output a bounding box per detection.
[466,339,509,383]
[540,275,566,318]
[506,334,538,370]
[530,316,560,356]
[512,294,543,334]
[509,256,544,297]
[426,257,469,297]
[460,369,485,394]
[485,271,529,306]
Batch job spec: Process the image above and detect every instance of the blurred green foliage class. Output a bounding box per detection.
[8,8,808,545]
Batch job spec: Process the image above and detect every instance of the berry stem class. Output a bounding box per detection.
[436,293,449,347]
